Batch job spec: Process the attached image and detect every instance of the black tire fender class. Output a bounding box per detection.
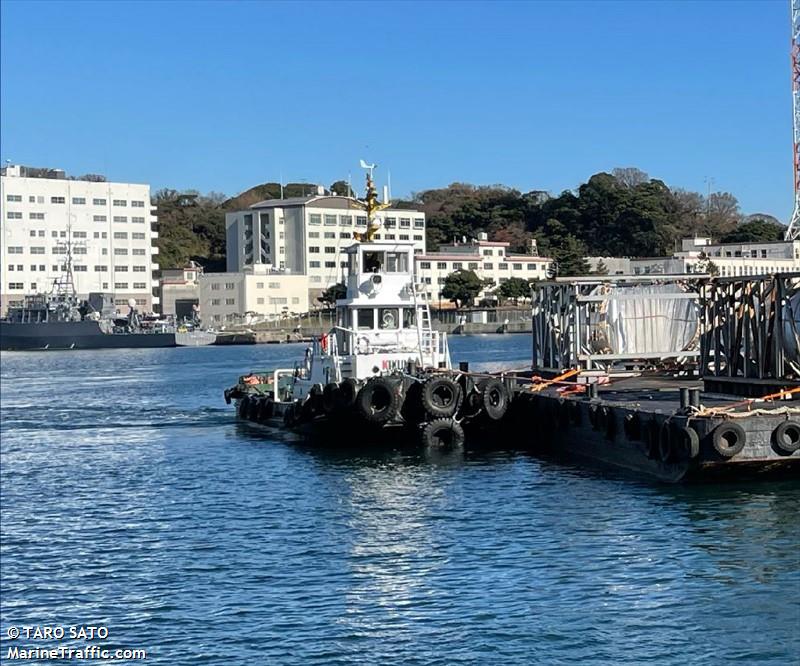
[624,413,641,441]
[336,378,359,411]
[672,423,700,459]
[479,378,509,421]
[259,398,274,422]
[420,418,465,450]
[357,377,401,425]
[711,421,746,458]
[322,382,339,415]
[773,420,800,454]
[238,396,250,419]
[421,376,463,419]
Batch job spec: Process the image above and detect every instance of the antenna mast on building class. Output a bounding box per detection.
[787,0,800,240]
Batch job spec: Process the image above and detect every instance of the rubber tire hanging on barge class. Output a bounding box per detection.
[356,377,400,425]
[479,378,509,421]
[773,420,800,454]
[711,422,746,458]
[322,383,339,415]
[421,418,465,450]
[238,397,250,419]
[420,377,463,419]
[335,378,359,412]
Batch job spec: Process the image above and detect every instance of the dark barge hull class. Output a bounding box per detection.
[0,321,176,351]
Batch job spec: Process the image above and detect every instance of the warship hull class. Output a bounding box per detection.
[0,320,176,351]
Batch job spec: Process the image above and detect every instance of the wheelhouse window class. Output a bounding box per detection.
[403,308,416,328]
[363,251,385,272]
[356,308,375,330]
[385,252,409,273]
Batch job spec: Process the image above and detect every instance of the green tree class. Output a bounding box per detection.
[550,234,590,277]
[719,217,785,243]
[496,277,531,304]
[441,270,485,308]
[329,180,353,197]
[593,259,609,275]
[317,282,347,307]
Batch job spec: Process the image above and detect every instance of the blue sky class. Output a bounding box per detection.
[0,1,791,220]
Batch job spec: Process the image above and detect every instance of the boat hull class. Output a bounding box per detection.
[0,321,176,351]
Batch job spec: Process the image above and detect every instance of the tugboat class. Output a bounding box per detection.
[225,164,513,448]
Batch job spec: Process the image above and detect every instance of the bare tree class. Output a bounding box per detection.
[612,167,649,189]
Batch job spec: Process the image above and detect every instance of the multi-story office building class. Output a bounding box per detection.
[415,234,554,306]
[198,265,309,325]
[0,164,160,314]
[225,194,426,301]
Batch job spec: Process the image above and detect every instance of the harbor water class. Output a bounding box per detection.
[1,336,798,664]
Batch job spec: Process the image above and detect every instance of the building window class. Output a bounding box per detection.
[131,248,145,256]
[309,246,320,253]
[386,234,396,240]
[72,231,87,239]
[131,216,145,224]
[6,194,22,202]
[268,282,280,288]
[131,200,145,207]
[484,263,493,269]
[324,231,336,239]
[469,262,479,269]
[340,232,351,239]
[30,247,45,255]
[310,276,322,283]
[211,298,220,305]
[115,266,128,272]
[399,234,409,240]
[114,248,128,256]
[7,247,23,254]
[384,217,396,228]
[309,232,320,238]
[437,277,445,284]
[762,250,768,258]
[133,265,146,272]
[269,297,288,305]
[499,263,508,270]
[132,232,145,240]
[513,263,523,270]
[420,261,431,269]
[225,298,235,305]
[113,199,127,207]
[29,212,45,220]
[424,277,431,284]
[94,266,108,272]
[225,282,235,289]
[309,214,321,225]
[50,196,65,204]
[453,262,462,270]
[310,261,320,268]
[133,282,146,289]
[30,230,37,237]
[483,249,493,256]
[113,216,127,223]
[324,214,337,226]
[114,283,129,289]
[437,262,447,269]
[72,197,86,204]
[414,219,424,229]
[73,247,87,255]
[114,232,128,240]
[325,261,336,268]
[6,211,22,219]
[93,198,107,206]
[324,247,336,254]
[93,215,107,222]
[414,235,423,241]
[356,216,367,226]
[8,283,23,290]
[256,297,264,305]
[211,284,220,291]
[400,218,411,228]
[340,215,352,226]
[74,265,87,272]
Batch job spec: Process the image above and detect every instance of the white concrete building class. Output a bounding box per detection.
[198,264,309,326]
[160,261,203,320]
[225,195,426,302]
[415,234,554,306]
[0,164,159,314]
[588,237,800,278]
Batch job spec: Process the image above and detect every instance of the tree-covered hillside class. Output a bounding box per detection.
[153,169,785,276]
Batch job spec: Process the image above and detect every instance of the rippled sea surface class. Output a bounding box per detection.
[1,335,798,665]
